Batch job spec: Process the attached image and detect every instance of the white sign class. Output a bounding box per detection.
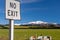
[6,0,20,20]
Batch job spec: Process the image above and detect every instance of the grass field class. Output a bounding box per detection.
[0,29,60,40]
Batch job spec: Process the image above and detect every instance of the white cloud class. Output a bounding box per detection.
[52,23,57,25]
[14,24,21,25]
[28,21,48,24]
[21,0,43,4]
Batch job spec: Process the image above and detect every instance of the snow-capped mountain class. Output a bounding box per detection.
[20,21,58,25]
[14,21,60,27]
[20,21,60,27]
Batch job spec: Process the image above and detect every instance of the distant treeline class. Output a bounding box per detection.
[0,25,8,29]
[20,24,60,29]
[28,26,60,29]
[0,24,60,29]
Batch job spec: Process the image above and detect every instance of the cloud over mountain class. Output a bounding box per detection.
[28,21,48,24]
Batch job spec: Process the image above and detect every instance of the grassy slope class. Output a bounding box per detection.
[0,29,60,40]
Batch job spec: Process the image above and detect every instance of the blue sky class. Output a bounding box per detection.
[0,0,60,24]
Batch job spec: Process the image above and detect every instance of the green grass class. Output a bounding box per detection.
[0,29,60,40]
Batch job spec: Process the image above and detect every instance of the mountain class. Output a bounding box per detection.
[20,21,60,27]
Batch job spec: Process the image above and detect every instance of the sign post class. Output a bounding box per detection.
[9,19,14,40]
[6,0,20,40]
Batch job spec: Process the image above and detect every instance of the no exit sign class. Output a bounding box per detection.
[6,0,20,20]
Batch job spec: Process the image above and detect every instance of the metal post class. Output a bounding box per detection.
[9,19,14,40]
